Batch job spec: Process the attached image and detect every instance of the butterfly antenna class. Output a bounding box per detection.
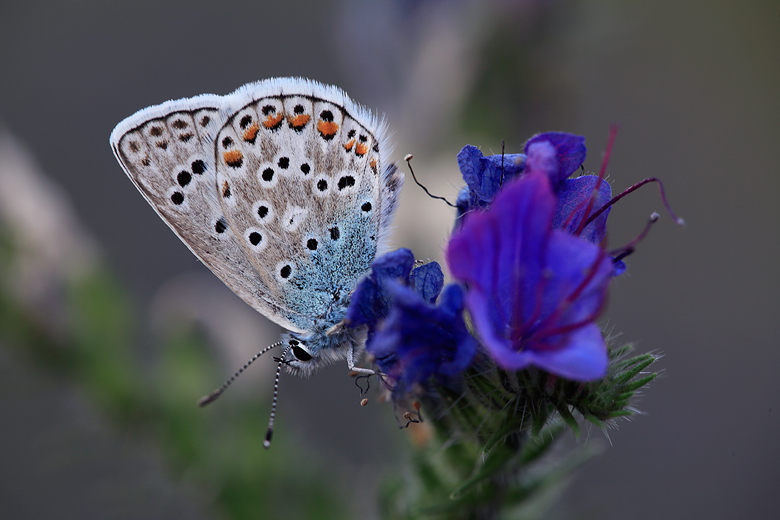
[264,346,290,449]
[404,154,456,208]
[198,341,283,407]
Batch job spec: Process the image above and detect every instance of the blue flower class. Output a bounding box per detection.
[346,248,444,343]
[447,172,613,381]
[523,132,586,185]
[554,175,613,244]
[456,132,623,277]
[368,283,477,391]
[456,133,613,246]
[456,132,585,212]
[456,145,527,215]
[345,249,475,392]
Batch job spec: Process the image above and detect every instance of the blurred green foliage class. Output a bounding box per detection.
[377,345,658,519]
[0,213,659,520]
[0,226,352,520]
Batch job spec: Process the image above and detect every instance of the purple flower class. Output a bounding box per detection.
[456,133,621,275]
[345,249,474,392]
[447,172,613,381]
[456,145,527,215]
[523,132,612,243]
[456,132,612,240]
[554,176,613,244]
[346,248,444,343]
[456,132,586,214]
[368,283,477,391]
[523,132,586,185]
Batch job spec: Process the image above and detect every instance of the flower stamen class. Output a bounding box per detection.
[573,124,620,237]
[609,212,660,263]
[584,177,685,229]
[525,250,608,342]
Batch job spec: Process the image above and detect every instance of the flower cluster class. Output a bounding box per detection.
[348,132,624,395]
[448,172,612,380]
[345,249,477,395]
[344,130,680,517]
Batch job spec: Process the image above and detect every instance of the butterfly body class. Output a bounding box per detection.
[111,78,402,376]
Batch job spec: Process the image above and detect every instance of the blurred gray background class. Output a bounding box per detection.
[1,0,778,518]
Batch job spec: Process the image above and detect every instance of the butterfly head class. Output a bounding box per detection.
[279,325,365,377]
[286,337,315,363]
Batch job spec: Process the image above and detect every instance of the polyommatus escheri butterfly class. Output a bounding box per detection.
[110,78,403,445]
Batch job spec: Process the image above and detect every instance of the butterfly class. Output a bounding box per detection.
[110,78,403,402]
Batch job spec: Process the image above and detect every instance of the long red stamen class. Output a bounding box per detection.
[544,311,604,339]
[573,124,620,236]
[523,250,608,342]
[511,272,550,343]
[584,177,685,229]
[609,212,659,262]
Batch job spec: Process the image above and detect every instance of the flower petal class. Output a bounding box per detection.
[368,283,476,389]
[463,286,530,371]
[554,176,612,243]
[410,261,444,304]
[456,145,527,211]
[346,248,415,329]
[524,132,586,186]
[540,228,612,330]
[447,172,612,381]
[448,173,556,329]
[526,324,608,381]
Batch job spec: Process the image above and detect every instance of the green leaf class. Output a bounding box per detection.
[521,423,564,464]
[531,404,550,436]
[555,405,581,437]
[583,414,606,428]
[609,344,634,359]
[614,356,656,384]
[482,416,525,454]
[623,373,657,392]
[449,443,522,499]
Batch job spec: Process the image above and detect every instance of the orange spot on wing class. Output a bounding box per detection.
[263,113,283,129]
[343,138,355,151]
[369,158,378,173]
[355,142,368,156]
[317,120,339,138]
[242,122,259,142]
[223,149,244,167]
[288,114,311,129]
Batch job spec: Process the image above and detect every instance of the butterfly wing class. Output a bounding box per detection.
[110,92,307,332]
[210,79,404,332]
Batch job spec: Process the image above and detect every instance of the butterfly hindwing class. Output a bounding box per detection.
[110,95,306,332]
[213,84,399,329]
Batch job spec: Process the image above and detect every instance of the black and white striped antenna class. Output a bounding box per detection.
[197,341,291,449]
[198,341,283,407]
[264,346,291,449]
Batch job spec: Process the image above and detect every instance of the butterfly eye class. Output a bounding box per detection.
[291,346,313,362]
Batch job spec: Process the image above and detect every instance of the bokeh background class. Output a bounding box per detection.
[1,0,778,518]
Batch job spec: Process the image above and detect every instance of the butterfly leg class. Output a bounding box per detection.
[347,342,377,375]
